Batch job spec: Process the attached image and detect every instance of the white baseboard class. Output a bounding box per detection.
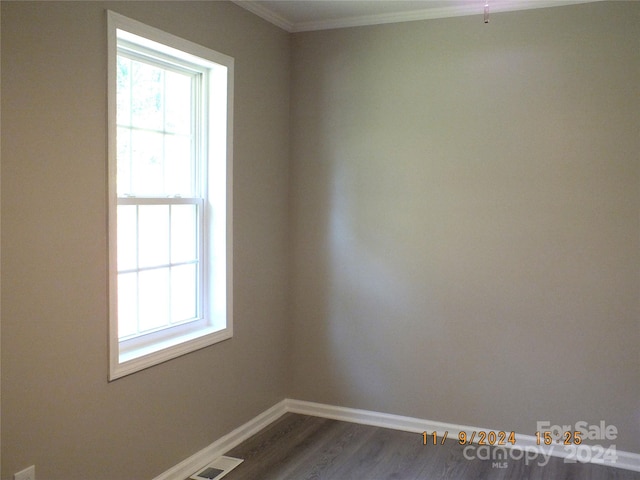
[152,400,288,480]
[614,450,640,473]
[154,398,640,479]
[285,398,475,434]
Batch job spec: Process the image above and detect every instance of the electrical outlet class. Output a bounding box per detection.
[14,465,35,480]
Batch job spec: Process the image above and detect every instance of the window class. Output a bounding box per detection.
[108,11,233,380]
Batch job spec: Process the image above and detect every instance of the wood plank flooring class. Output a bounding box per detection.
[210,413,640,480]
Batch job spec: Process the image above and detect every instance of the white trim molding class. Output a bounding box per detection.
[152,401,287,480]
[230,0,293,32]
[107,10,235,381]
[231,0,603,33]
[155,399,640,479]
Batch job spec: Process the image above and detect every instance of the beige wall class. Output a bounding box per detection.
[2,1,640,478]
[290,1,640,453]
[1,2,290,479]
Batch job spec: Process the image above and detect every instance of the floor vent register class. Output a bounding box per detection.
[190,456,244,480]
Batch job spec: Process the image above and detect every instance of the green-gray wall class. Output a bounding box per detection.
[290,1,640,453]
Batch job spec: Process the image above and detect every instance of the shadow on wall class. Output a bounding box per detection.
[290,6,640,451]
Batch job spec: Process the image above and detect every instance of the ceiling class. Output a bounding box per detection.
[232,0,601,32]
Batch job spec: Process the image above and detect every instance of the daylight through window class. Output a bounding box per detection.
[108,12,233,380]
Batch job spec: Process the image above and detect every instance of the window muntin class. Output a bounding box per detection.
[108,12,233,380]
[116,49,199,197]
[116,201,203,340]
[116,48,204,343]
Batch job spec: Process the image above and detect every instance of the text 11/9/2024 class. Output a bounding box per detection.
[422,431,517,446]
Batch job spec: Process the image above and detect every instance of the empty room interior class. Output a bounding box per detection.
[1,0,639,479]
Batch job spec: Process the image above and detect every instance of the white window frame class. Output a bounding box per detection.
[107,11,233,380]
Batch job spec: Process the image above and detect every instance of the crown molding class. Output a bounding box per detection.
[230,0,294,32]
[232,0,603,33]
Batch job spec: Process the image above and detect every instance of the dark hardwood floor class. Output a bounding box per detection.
[211,413,640,480]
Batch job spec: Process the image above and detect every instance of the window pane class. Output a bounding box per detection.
[138,205,169,268]
[171,264,197,322]
[118,272,138,338]
[131,60,164,131]
[171,204,197,263]
[116,56,131,126]
[165,71,192,135]
[138,268,169,332]
[131,130,164,196]
[117,205,137,271]
[165,134,193,196]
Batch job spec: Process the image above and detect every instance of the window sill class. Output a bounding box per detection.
[109,326,232,380]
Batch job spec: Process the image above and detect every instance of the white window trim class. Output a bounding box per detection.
[107,11,234,380]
